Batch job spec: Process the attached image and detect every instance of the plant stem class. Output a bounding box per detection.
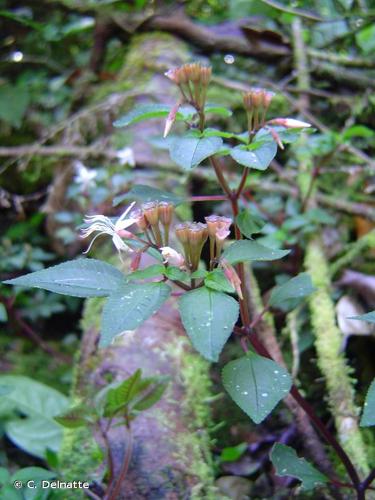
[209,157,232,198]
[236,168,248,198]
[107,426,133,500]
[361,468,375,492]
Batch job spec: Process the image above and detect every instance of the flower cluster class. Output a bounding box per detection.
[242,88,275,133]
[165,62,211,110]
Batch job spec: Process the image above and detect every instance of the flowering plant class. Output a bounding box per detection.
[4,62,375,498]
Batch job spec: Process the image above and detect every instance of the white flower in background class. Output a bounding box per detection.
[81,202,137,255]
[73,161,97,189]
[116,147,135,166]
[160,247,185,268]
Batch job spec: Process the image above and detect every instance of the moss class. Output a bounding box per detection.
[164,337,225,499]
[330,228,375,278]
[305,237,370,477]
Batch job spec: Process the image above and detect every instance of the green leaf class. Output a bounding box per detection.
[54,405,91,428]
[222,240,290,265]
[11,467,56,484]
[100,282,171,347]
[0,467,10,486]
[133,376,169,412]
[222,353,292,423]
[105,370,143,416]
[164,266,189,281]
[236,210,266,238]
[356,24,375,54]
[113,103,189,128]
[204,269,234,294]
[179,287,239,362]
[220,443,247,463]
[190,269,208,279]
[113,184,183,206]
[129,264,165,280]
[0,375,68,458]
[3,259,126,298]
[349,311,375,324]
[269,273,315,308]
[230,141,277,170]
[169,133,223,170]
[204,105,232,117]
[342,125,375,141]
[270,443,328,490]
[360,378,375,427]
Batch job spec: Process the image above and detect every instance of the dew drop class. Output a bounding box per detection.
[261,392,268,397]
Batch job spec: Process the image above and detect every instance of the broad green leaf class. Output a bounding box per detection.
[113,103,190,128]
[342,125,374,141]
[113,184,183,206]
[3,259,126,298]
[269,273,315,308]
[360,378,375,426]
[255,126,312,146]
[190,269,208,279]
[169,133,223,170]
[100,282,171,346]
[349,311,375,324]
[0,375,68,458]
[230,141,277,170]
[133,376,169,412]
[54,405,91,428]
[179,287,239,362]
[0,467,10,486]
[222,240,290,265]
[129,264,165,280]
[204,269,234,294]
[270,443,328,490]
[236,210,266,238]
[222,353,292,423]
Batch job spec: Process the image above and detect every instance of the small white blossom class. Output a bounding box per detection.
[81,202,137,255]
[73,161,97,189]
[268,118,311,129]
[116,147,135,166]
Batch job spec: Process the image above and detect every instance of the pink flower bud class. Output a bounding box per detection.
[116,229,134,238]
[163,101,181,138]
[160,247,185,268]
[268,118,311,128]
[221,259,243,299]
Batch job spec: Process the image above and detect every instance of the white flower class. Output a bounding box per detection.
[160,247,185,268]
[73,161,97,189]
[81,202,137,255]
[116,147,135,166]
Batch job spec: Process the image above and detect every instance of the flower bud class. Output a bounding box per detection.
[158,202,174,226]
[205,215,220,238]
[175,223,190,245]
[268,118,311,128]
[142,201,159,226]
[163,101,181,138]
[221,259,243,299]
[160,246,185,268]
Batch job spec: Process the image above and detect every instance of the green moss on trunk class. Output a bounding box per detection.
[305,237,370,477]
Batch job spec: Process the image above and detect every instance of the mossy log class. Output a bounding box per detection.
[58,293,219,499]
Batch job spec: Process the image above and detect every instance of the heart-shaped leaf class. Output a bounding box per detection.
[270,443,328,490]
[222,353,292,423]
[269,273,315,308]
[179,287,239,362]
[100,282,171,346]
[230,141,277,170]
[3,259,126,298]
[222,240,290,265]
[169,134,223,170]
[360,378,375,426]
